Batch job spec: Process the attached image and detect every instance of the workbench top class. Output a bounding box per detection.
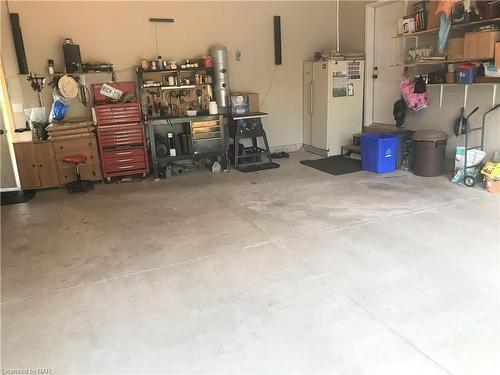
[147,114,221,125]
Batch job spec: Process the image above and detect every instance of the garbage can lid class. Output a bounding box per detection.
[412,130,449,142]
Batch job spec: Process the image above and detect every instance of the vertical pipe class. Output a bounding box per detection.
[439,84,443,108]
[336,0,340,53]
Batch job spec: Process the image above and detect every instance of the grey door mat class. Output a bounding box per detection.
[237,162,280,173]
[300,155,362,176]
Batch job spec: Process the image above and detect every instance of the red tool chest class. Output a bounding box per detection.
[92,82,149,181]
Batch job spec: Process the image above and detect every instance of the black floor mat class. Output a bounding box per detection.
[300,155,362,176]
[237,162,280,173]
[1,190,36,206]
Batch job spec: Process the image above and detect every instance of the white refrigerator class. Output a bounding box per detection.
[303,59,365,156]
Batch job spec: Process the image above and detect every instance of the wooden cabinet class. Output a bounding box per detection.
[13,142,59,190]
[13,143,39,189]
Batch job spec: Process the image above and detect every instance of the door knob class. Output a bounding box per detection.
[0,129,4,135]
[372,74,378,79]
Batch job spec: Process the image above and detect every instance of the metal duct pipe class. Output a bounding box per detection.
[210,45,231,114]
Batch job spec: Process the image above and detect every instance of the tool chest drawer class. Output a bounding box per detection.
[94,103,141,126]
[101,147,145,160]
[102,151,145,166]
[102,160,147,173]
[97,125,145,148]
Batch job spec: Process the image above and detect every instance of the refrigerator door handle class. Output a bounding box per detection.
[310,81,314,116]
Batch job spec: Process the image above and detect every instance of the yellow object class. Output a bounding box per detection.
[481,162,500,180]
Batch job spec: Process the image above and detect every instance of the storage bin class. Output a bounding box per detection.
[456,63,480,84]
[360,134,398,173]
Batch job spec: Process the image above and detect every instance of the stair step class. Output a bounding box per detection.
[342,144,361,154]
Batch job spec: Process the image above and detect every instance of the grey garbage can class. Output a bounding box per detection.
[412,130,449,177]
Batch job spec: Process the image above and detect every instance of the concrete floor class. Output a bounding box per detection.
[1,151,499,374]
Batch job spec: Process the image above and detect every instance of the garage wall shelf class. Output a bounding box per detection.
[427,82,498,108]
[393,16,500,39]
[404,57,495,67]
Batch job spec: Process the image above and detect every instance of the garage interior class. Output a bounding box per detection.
[1,1,499,374]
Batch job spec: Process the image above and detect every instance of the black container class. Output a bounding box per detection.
[412,130,448,177]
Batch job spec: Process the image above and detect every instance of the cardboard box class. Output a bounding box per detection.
[230,92,259,115]
[447,37,465,59]
[464,31,500,59]
[486,179,500,194]
[496,42,500,68]
[427,1,440,30]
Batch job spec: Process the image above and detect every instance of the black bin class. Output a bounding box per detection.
[412,130,449,177]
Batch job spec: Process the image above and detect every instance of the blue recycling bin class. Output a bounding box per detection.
[360,133,398,173]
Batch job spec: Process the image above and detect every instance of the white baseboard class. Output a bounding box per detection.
[269,143,303,153]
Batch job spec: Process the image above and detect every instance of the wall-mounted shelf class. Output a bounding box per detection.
[427,82,498,108]
[137,67,213,74]
[404,57,494,67]
[393,16,500,39]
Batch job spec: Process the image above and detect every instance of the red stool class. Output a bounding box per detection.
[63,155,94,193]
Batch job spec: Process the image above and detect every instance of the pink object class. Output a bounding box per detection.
[63,155,87,164]
[202,56,213,68]
[400,78,429,112]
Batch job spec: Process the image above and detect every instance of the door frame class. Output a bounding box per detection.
[0,58,21,190]
[364,0,401,127]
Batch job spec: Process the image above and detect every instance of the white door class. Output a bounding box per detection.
[303,62,313,146]
[311,61,329,151]
[0,115,17,189]
[366,1,405,126]
[0,60,18,190]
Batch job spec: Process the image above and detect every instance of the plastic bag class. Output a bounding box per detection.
[25,107,49,140]
[400,78,429,112]
[454,146,486,169]
[49,95,69,122]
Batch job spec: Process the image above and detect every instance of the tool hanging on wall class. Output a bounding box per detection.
[26,73,46,107]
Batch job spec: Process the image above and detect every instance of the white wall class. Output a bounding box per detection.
[5,0,338,149]
[339,0,366,53]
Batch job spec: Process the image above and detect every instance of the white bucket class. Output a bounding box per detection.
[208,101,218,115]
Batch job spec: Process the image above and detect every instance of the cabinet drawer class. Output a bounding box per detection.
[52,137,98,157]
[191,120,218,128]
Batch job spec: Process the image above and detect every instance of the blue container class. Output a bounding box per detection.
[456,67,477,84]
[360,134,398,173]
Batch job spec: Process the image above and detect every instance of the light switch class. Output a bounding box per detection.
[11,103,24,113]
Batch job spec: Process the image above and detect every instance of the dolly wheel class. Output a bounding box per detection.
[464,175,475,187]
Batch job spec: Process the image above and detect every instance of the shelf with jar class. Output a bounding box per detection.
[136,57,217,120]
